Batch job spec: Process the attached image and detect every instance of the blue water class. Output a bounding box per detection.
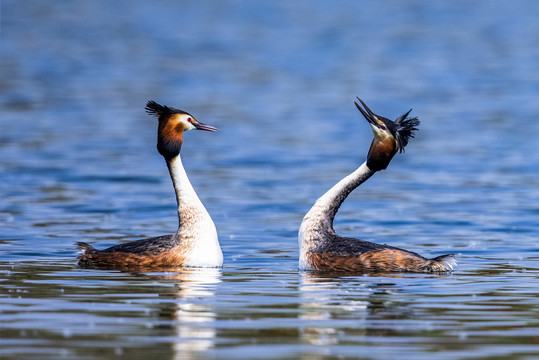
[1,1,538,359]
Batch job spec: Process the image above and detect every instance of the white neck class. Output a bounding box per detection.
[167,155,222,267]
[298,161,375,269]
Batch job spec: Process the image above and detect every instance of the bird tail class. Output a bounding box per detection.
[430,254,458,272]
[76,242,98,255]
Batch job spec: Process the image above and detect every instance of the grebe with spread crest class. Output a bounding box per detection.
[299,97,457,273]
[77,101,223,269]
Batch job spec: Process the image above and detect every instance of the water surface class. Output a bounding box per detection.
[1,1,538,359]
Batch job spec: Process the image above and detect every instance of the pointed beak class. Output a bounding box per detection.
[193,121,219,132]
[354,97,379,128]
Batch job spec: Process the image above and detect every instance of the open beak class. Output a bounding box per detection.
[193,121,219,132]
[354,97,380,128]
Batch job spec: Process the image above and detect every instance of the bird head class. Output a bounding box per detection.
[145,100,218,160]
[354,97,419,171]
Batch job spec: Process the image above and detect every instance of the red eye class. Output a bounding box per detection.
[380,125,386,130]
[187,117,192,123]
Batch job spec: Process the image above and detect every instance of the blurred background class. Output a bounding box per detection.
[1,1,538,359]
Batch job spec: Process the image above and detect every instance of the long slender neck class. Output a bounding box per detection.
[165,154,222,267]
[300,162,376,242]
[166,155,210,232]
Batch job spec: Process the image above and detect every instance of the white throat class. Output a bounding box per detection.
[168,155,223,267]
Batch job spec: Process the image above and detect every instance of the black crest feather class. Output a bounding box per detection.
[394,110,420,153]
[145,100,190,119]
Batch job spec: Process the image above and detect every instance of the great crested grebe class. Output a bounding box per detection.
[77,101,223,269]
[299,97,457,273]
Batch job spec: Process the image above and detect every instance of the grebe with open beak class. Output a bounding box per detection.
[299,97,456,273]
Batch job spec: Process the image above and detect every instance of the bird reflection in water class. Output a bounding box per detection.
[298,271,411,349]
[141,267,221,359]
